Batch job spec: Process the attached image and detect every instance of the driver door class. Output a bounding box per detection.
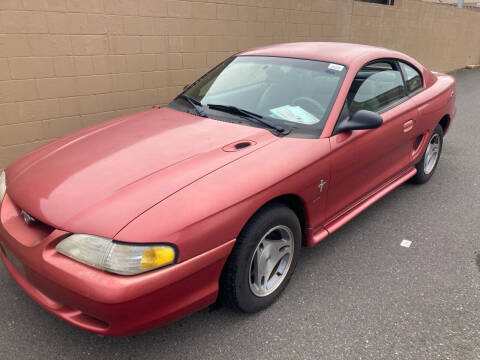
[324,60,419,224]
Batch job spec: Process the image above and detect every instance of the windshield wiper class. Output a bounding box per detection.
[207,104,289,134]
[177,94,206,117]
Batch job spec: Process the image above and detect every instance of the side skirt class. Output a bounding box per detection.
[306,167,417,247]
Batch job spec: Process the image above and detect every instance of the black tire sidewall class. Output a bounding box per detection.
[227,204,302,313]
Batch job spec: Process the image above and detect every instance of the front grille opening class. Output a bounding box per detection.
[21,213,55,236]
[16,207,54,234]
[5,201,56,246]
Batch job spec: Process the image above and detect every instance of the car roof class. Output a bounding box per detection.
[238,42,406,66]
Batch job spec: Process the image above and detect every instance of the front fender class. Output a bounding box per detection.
[114,137,331,262]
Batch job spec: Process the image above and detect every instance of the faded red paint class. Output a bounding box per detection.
[0,43,456,336]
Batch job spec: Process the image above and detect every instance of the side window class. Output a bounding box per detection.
[347,61,406,114]
[400,62,423,94]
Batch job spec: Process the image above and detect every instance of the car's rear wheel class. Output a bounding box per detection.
[220,203,301,313]
[411,124,443,184]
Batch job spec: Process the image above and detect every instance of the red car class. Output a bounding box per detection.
[0,43,455,336]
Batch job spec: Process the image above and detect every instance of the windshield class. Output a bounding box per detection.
[172,55,347,137]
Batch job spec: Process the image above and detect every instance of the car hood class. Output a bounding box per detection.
[6,107,277,237]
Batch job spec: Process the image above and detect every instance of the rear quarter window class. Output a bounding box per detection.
[400,62,423,94]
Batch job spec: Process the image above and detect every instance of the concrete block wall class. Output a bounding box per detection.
[0,0,479,168]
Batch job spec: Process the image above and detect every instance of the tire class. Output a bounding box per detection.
[411,124,443,184]
[220,203,302,313]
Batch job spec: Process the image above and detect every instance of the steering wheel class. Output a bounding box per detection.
[292,97,325,118]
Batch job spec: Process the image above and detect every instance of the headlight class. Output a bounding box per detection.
[0,170,6,203]
[56,234,176,275]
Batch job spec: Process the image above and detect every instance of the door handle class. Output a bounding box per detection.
[403,119,415,133]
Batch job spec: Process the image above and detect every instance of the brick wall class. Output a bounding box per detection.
[1,0,479,168]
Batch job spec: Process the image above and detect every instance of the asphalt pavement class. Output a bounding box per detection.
[0,69,479,360]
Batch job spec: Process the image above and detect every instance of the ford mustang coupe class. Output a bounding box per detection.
[0,43,455,336]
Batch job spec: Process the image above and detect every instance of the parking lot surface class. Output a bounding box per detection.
[0,69,479,360]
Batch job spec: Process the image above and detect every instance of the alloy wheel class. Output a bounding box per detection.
[249,225,294,297]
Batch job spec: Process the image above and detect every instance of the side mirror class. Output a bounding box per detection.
[334,110,383,135]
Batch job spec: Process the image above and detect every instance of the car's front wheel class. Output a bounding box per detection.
[411,124,443,184]
[220,203,301,313]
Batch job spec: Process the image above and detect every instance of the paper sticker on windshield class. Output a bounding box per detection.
[328,63,344,71]
[270,105,319,125]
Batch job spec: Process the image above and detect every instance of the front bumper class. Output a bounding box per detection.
[0,194,235,336]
